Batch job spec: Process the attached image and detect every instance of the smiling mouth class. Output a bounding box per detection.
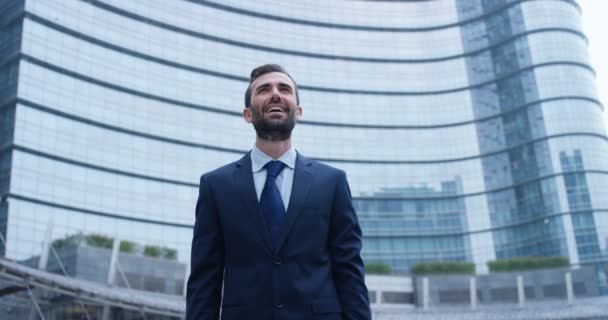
[267,106,285,113]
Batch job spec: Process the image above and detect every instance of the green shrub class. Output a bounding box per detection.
[119,240,136,253]
[52,233,85,249]
[52,234,178,261]
[365,263,392,275]
[52,233,114,249]
[143,245,178,260]
[411,261,475,275]
[161,247,178,260]
[488,256,569,272]
[144,245,162,257]
[85,234,114,249]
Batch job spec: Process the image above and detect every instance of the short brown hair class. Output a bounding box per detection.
[244,64,300,107]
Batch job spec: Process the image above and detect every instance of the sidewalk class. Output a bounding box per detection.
[373,297,608,320]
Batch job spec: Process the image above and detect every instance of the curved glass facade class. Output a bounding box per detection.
[1,0,607,274]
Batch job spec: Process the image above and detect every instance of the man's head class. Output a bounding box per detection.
[243,64,302,141]
[244,64,300,108]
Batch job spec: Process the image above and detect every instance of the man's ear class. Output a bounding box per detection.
[243,107,253,123]
[296,105,303,121]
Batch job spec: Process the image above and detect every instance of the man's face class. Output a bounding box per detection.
[244,72,302,141]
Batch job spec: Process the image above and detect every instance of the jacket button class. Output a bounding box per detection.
[274,257,281,265]
[275,304,283,309]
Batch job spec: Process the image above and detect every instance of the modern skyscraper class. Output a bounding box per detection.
[1,0,606,275]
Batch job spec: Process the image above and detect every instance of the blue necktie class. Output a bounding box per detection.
[260,160,286,248]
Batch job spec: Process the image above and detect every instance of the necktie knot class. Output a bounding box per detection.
[265,160,285,178]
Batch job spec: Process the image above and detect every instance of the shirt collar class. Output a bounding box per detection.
[251,145,296,173]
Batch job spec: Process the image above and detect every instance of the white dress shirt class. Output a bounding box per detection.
[250,145,296,211]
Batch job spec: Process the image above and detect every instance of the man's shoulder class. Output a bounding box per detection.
[298,154,345,177]
[200,153,249,180]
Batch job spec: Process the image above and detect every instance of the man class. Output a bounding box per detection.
[187,64,371,320]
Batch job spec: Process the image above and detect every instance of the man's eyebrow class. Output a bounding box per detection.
[255,83,271,91]
[278,82,294,90]
[254,82,294,91]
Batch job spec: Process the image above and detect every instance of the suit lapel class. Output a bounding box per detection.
[275,153,313,253]
[233,153,273,255]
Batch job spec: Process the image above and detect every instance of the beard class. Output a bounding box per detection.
[250,106,296,142]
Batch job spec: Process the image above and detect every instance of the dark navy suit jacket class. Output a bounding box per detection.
[187,152,371,319]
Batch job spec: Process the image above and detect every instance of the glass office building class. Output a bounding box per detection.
[1,0,607,274]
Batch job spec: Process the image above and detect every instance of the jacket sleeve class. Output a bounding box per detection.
[186,174,224,320]
[329,170,372,320]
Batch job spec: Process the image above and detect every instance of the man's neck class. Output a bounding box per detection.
[255,138,292,159]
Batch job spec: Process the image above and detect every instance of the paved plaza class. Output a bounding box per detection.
[373,297,608,320]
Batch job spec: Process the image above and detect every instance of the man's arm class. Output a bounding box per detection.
[186,174,224,320]
[329,170,372,320]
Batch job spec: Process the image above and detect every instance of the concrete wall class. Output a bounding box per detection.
[413,267,600,306]
[41,245,186,295]
[365,275,415,305]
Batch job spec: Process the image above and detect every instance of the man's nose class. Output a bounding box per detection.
[270,87,282,100]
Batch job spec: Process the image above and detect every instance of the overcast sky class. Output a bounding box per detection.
[577,0,607,132]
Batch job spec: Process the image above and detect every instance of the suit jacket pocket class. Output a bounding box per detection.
[311,298,342,314]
